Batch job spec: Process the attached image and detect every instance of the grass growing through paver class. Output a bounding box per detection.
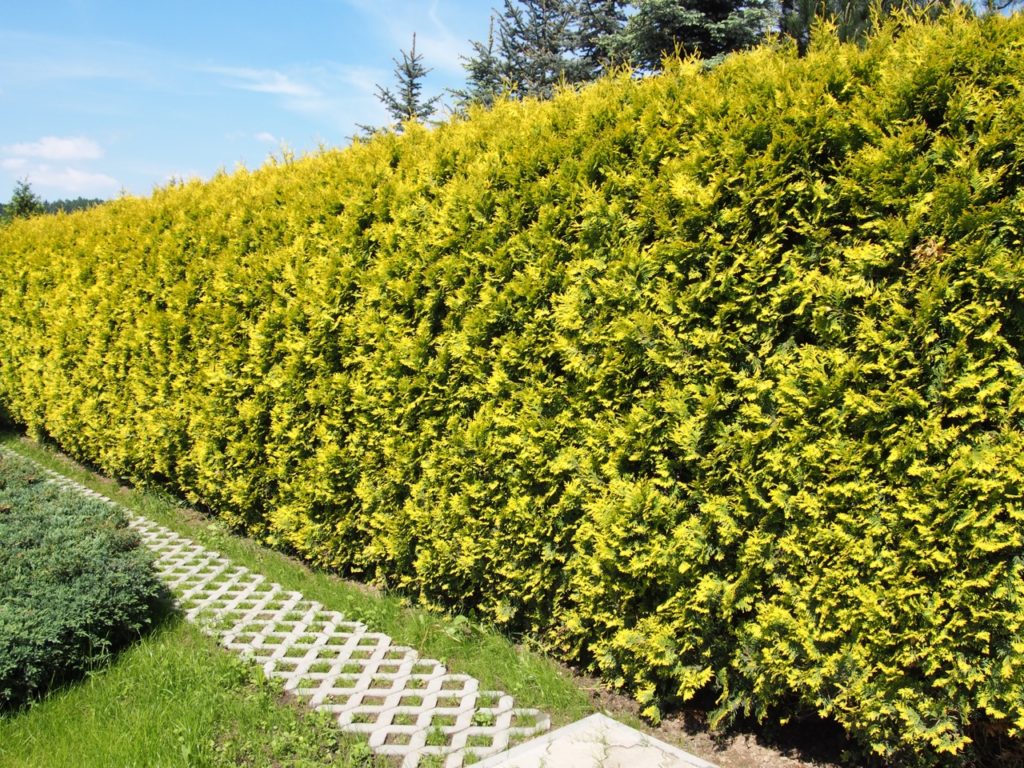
[0,617,382,768]
[0,433,593,729]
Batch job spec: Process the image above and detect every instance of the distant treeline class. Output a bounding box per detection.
[0,197,105,218]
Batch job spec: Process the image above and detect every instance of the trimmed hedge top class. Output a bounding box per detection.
[0,451,164,710]
[1,10,1023,764]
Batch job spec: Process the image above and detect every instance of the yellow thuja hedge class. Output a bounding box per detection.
[2,11,1024,764]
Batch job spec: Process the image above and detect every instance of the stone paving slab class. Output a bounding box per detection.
[474,714,717,768]
[4,447,549,768]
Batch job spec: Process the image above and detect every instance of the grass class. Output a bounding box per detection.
[0,431,594,763]
[0,617,380,768]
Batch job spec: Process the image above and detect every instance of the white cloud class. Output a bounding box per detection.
[0,136,117,196]
[3,136,104,161]
[342,0,470,76]
[205,61,388,132]
[337,65,382,96]
[418,0,470,74]
[209,67,320,98]
[26,165,120,195]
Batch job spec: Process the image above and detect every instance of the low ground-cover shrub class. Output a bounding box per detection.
[0,450,164,709]
[1,10,1022,764]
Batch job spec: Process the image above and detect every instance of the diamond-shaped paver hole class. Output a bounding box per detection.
[266,632,295,643]
[435,696,461,709]
[320,693,357,708]
[511,711,538,728]
[329,676,359,689]
[425,728,450,747]
[385,732,413,746]
[308,649,342,663]
[431,715,457,728]
[268,659,302,674]
[471,711,496,727]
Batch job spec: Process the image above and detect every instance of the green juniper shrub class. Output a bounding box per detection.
[0,451,166,710]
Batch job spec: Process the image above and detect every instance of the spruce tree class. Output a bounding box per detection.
[501,0,584,98]
[374,33,442,129]
[6,180,44,221]
[608,0,775,70]
[460,0,587,103]
[451,17,508,110]
[778,0,818,53]
[574,0,630,76]
[458,1,631,107]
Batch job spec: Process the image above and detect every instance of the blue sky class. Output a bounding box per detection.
[0,0,491,201]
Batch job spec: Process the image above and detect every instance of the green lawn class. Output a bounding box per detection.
[0,616,381,768]
[0,432,593,767]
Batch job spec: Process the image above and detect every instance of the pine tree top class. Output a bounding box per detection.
[376,32,442,128]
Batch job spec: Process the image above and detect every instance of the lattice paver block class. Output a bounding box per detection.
[6,449,550,768]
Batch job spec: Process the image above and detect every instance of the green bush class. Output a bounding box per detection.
[0,10,1022,764]
[0,451,164,710]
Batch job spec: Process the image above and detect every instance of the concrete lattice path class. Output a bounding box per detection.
[11,448,550,768]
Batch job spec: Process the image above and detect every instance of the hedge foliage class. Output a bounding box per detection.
[0,450,164,710]
[1,11,1023,763]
